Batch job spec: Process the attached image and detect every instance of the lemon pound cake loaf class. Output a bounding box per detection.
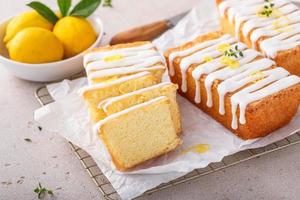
[94,96,182,171]
[216,0,300,76]
[164,31,300,139]
[83,41,166,84]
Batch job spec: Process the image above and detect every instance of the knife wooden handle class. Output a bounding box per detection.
[110,20,169,45]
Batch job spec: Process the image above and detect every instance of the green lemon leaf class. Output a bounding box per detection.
[27,1,59,24]
[58,0,72,17]
[70,0,101,17]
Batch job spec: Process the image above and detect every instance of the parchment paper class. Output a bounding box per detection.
[34,1,300,199]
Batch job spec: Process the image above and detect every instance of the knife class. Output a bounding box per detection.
[109,11,188,45]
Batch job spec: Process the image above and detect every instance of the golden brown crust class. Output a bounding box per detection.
[215,0,223,5]
[275,45,300,76]
[165,31,300,139]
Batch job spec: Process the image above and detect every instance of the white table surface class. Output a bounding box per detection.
[0,0,300,199]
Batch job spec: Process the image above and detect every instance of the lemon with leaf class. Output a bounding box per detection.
[5,0,111,64]
[7,27,64,64]
[27,0,105,58]
[53,16,97,58]
[4,10,53,43]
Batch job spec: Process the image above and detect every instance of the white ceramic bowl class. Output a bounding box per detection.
[0,16,104,82]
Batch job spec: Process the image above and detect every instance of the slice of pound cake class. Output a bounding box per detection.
[164,31,300,139]
[216,0,300,76]
[79,71,159,122]
[94,96,182,171]
[80,41,182,171]
[99,82,181,134]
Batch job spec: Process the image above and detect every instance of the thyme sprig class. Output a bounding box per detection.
[34,182,53,199]
[259,0,275,17]
[224,45,244,59]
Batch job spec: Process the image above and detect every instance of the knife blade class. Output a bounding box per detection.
[109,11,188,45]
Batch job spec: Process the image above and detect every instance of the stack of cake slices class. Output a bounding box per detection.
[79,41,182,171]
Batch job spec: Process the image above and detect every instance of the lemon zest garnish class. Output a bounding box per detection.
[103,54,124,62]
[217,43,231,52]
[250,70,265,83]
[221,56,240,69]
[272,8,283,18]
[203,56,213,63]
[272,16,293,32]
[180,144,210,156]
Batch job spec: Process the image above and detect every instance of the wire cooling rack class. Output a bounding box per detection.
[35,85,300,200]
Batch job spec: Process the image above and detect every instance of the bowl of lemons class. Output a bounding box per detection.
[0,0,108,82]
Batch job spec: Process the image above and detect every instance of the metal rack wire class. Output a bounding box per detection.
[35,85,300,200]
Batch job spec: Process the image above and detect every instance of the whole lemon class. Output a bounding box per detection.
[4,11,53,43]
[53,16,97,58]
[7,27,64,64]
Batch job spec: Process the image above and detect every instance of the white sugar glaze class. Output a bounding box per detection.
[217,58,275,115]
[260,24,300,58]
[85,50,164,74]
[230,72,299,129]
[204,49,260,107]
[168,34,232,76]
[242,4,299,37]
[171,35,237,92]
[191,42,248,103]
[84,43,154,66]
[219,0,300,59]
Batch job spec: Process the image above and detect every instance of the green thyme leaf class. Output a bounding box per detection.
[27,2,59,24]
[34,188,39,193]
[33,182,54,199]
[57,0,72,17]
[70,0,101,17]
[103,0,112,7]
[224,45,244,59]
[259,1,275,17]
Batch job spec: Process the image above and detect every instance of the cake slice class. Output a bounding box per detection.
[216,0,300,76]
[79,72,159,122]
[98,82,181,134]
[94,96,182,171]
[164,31,300,139]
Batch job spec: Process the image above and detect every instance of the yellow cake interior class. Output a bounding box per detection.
[97,96,181,171]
